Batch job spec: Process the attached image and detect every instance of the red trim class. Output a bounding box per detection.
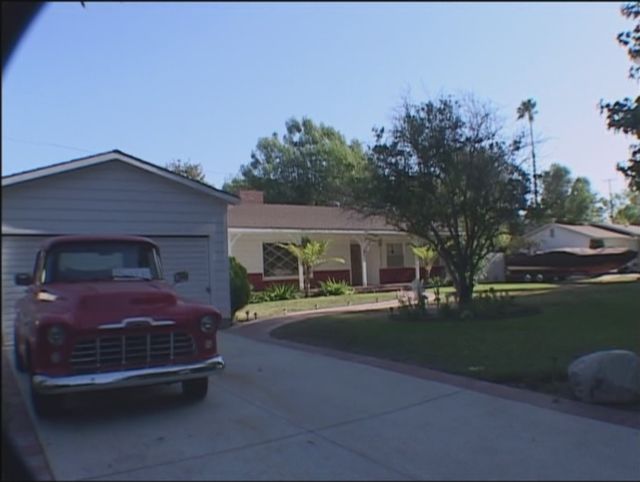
[379,266,446,284]
[379,267,418,284]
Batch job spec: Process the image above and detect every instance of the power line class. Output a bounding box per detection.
[2,136,92,153]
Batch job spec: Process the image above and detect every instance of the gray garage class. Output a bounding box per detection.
[1,150,239,346]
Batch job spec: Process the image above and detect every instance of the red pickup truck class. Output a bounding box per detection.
[13,235,225,416]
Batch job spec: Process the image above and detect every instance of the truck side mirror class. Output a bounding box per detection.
[173,271,189,285]
[15,273,33,286]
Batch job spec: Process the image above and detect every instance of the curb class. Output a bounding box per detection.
[2,349,55,481]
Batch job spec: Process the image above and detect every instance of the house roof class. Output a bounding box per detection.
[525,223,632,240]
[228,203,403,234]
[591,223,640,237]
[1,149,240,205]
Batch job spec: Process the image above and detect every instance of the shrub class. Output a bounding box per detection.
[318,278,355,296]
[254,283,300,302]
[389,295,430,322]
[229,257,251,318]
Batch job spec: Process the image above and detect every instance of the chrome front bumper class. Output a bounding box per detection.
[32,355,225,394]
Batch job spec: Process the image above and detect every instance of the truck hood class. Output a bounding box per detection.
[38,281,185,329]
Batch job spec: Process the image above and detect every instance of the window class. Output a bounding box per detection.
[589,239,605,249]
[44,242,161,283]
[386,243,404,268]
[549,228,555,238]
[263,243,297,277]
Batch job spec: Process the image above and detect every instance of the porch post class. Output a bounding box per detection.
[414,255,421,281]
[361,244,368,287]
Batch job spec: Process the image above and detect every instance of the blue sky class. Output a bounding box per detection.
[2,2,636,198]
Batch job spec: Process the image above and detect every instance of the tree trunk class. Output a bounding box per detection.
[455,279,474,307]
[304,266,312,297]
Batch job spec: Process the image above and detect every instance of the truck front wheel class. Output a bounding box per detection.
[182,377,209,400]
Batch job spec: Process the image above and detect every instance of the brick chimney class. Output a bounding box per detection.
[238,190,264,204]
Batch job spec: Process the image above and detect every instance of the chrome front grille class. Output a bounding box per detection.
[70,332,196,373]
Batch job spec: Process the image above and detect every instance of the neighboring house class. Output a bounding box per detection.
[591,223,640,269]
[227,190,441,291]
[1,150,239,345]
[523,223,637,252]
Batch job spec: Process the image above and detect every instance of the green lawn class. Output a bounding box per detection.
[271,281,640,396]
[236,282,558,322]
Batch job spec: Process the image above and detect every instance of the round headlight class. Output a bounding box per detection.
[200,315,216,333]
[47,325,65,346]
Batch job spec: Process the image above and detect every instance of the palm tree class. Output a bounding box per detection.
[410,244,439,281]
[279,237,345,297]
[517,98,539,206]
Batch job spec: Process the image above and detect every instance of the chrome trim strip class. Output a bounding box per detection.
[98,318,176,330]
[32,355,225,394]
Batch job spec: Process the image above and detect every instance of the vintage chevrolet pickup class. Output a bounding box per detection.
[13,235,225,416]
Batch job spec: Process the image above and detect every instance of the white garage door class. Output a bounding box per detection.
[1,236,49,346]
[1,235,211,347]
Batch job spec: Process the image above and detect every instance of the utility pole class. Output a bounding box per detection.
[604,178,615,222]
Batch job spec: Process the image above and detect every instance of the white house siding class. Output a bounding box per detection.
[526,226,635,252]
[527,227,592,251]
[1,160,232,342]
[230,232,353,277]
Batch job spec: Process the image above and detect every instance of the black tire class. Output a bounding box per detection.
[30,385,60,418]
[13,333,25,373]
[182,377,208,400]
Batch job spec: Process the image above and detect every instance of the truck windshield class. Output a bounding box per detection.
[43,242,162,283]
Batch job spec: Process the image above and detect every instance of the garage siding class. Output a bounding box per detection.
[1,159,233,343]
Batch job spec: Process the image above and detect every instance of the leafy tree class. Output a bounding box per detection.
[224,117,368,205]
[517,98,540,205]
[229,257,251,318]
[565,177,602,223]
[351,95,529,306]
[537,163,602,223]
[539,163,572,221]
[600,2,640,192]
[278,237,345,297]
[166,159,207,183]
[613,190,640,223]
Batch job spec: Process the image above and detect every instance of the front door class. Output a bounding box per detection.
[350,244,363,286]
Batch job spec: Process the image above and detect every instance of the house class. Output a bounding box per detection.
[523,223,637,252]
[227,190,440,291]
[591,223,640,269]
[1,150,239,345]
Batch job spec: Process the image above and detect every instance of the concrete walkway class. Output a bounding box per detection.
[3,305,639,480]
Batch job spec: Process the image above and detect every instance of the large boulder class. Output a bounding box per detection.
[568,350,640,404]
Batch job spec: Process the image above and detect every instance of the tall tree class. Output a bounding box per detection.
[565,177,602,223]
[613,190,640,223]
[517,98,540,205]
[166,159,207,182]
[352,95,529,306]
[539,163,573,221]
[538,163,602,223]
[600,2,640,192]
[224,117,368,205]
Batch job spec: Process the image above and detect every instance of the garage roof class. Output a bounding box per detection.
[1,149,240,205]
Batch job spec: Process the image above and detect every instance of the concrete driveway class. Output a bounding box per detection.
[6,330,640,481]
